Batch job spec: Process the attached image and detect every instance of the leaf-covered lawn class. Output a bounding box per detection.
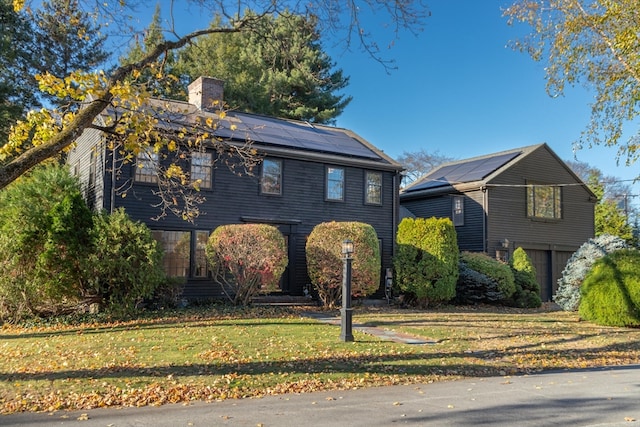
[1,305,639,414]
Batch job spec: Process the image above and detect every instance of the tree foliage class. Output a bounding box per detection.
[505,0,640,167]
[1,0,427,218]
[459,251,516,300]
[394,217,459,307]
[306,221,381,308]
[396,149,454,187]
[175,12,351,124]
[206,224,288,305]
[508,247,542,308]
[567,159,635,244]
[554,233,629,311]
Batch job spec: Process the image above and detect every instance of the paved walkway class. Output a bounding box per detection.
[301,310,438,345]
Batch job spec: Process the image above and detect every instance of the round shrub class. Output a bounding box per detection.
[554,234,629,311]
[579,249,640,327]
[393,217,458,307]
[459,251,515,299]
[207,224,288,305]
[306,221,380,308]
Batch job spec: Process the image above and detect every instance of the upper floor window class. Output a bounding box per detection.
[365,171,382,205]
[191,151,212,189]
[326,166,344,201]
[452,195,464,226]
[527,183,562,219]
[261,158,282,195]
[135,150,159,184]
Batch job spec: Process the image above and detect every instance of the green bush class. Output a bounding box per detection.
[455,261,503,304]
[554,234,629,311]
[0,164,93,320]
[85,208,166,313]
[306,221,381,308]
[393,217,458,307]
[507,247,541,308]
[579,249,640,327]
[459,252,516,299]
[207,224,288,305]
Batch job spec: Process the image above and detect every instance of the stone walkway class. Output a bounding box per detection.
[301,311,438,345]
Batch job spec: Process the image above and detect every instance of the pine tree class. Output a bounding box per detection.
[175,12,351,124]
[30,0,109,107]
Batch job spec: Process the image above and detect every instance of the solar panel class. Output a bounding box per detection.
[221,112,382,160]
[406,151,521,192]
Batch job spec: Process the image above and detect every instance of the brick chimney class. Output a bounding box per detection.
[188,76,224,111]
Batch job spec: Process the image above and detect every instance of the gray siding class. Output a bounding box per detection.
[399,144,595,301]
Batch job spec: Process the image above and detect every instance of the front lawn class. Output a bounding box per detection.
[1,305,639,414]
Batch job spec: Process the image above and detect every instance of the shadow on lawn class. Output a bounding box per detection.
[2,339,640,383]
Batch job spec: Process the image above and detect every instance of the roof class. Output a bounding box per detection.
[108,97,402,171]
[401,143,594,197]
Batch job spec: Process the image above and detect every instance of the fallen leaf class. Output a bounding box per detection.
[624,417,636,422]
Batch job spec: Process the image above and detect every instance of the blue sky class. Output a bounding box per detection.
[144,0,638,195]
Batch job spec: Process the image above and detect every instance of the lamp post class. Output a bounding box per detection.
[340,239,354,342]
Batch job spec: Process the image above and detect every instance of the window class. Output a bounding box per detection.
[88,151,96,187]
[152,230,190,277]
[194,230,210,278]
[135,150,159,183]
[527,183,562,219]
[261,158,282,195]
[326,166,344,201]
[452,195,464,226]
[191,151,212,189]
[365,171,382,205]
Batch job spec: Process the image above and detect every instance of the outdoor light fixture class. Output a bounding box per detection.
[340,239,354,342]
[501,238,510,249]
[342,239,354,257]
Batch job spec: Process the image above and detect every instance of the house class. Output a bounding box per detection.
[400,143,596,301]
[68,76,403,300]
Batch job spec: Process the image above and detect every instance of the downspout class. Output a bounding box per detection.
[110,144,116,214]
[392,171,401,258]
[482,185,487,253]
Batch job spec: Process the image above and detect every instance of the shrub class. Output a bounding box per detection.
[459,252,515,299]
[0,164,93,320]
[207,224,288,305]
[84,209,166,313]
[508,247,542,308]
[554,234,629,311]
[579,249,640,327]
[306,221,381,308]
[393,217,458,307]
[455,262,503,304]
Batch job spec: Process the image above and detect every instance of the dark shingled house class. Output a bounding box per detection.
[400,143,596,301]
[69,77,404,300]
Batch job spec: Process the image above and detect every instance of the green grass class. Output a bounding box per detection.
[1,304,640,413]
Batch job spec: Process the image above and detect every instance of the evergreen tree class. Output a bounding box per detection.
[0,0,35,142]
[30,0,109,107]
[119,5,185,99]
[176,12,351,124]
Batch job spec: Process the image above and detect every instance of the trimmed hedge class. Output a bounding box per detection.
[579,249,640,327]
[306,221,380,308]
[393,217,458,307]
